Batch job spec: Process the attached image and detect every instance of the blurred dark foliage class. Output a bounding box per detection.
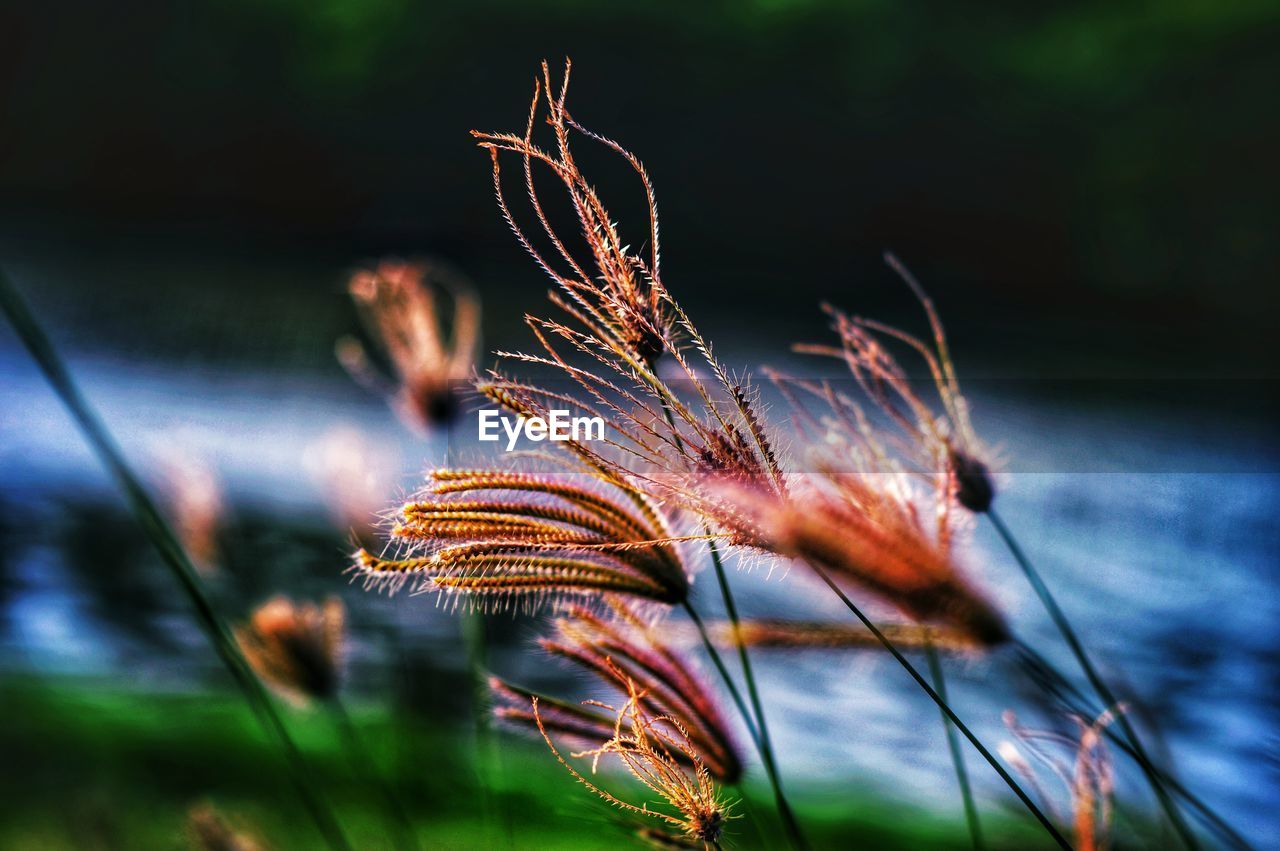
[1,0,1277,374]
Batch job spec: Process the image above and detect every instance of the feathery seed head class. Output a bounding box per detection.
[303,425,397,546]
[949,446,994,513]
[153,449,224,575]
[532,600,742,782]
[235,596,344,705]
[733,358,1009,644]
[353,467,690,610]
[186,803,267,851]
[339,259,480,433]
[533,659,735,849]
[1002,708,1124,851]
[796,254,995,513]
[702,472,1008,646]
[473,62,1001,643]
[472,59,671,368]
[473,60,786,529]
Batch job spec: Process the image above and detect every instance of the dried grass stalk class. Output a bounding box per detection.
[705,619,978,653]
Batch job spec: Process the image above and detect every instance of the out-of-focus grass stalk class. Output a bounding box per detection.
[0,270,353,851]
[444,430,508,845]
[328,697,420,851]
[988,509,1201,850]
[727,784,769,849]
[461,605,507,845]
[806,562,1071,850]
[925,641,983,850]
[1016,643,1253,850]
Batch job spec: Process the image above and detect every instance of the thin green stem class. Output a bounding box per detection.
[0,270,352,851]
[705,540,808,851]
[925,641,984,851]
[1016,643,1253,851]
[682,601,806,850]
[329,698,420,851]
[461,607,505,843]
[988,508,1200,850]
[807,563,1071,850]
[461,611,490,738]
[445,428,507,844]
[679,600,759,738]
[657,398,806,849]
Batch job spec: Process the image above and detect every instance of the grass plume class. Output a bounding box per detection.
[338,258,480,433]
[1001,708,1123,851]
[494,599,742,783]
[794,253,993,512]
[353,466,691,609]
[533,659,736,850]
[236,596,345,706]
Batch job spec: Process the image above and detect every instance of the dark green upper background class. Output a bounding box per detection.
[2,0,1276,375]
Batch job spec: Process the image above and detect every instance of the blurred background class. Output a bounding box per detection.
[0,1,1277,848]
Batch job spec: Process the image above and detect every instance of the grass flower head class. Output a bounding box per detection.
[795,253,995,512]
[1000,707,1123,851]
[472,59,786,524]
[534,659,735,849]
[492,599,742,782]
[698,441,1006,647]
[235,596,345,705]
[338,259,480,433]
[472,59,671,367]
[354,466,691,610]
[153,448,224,575]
